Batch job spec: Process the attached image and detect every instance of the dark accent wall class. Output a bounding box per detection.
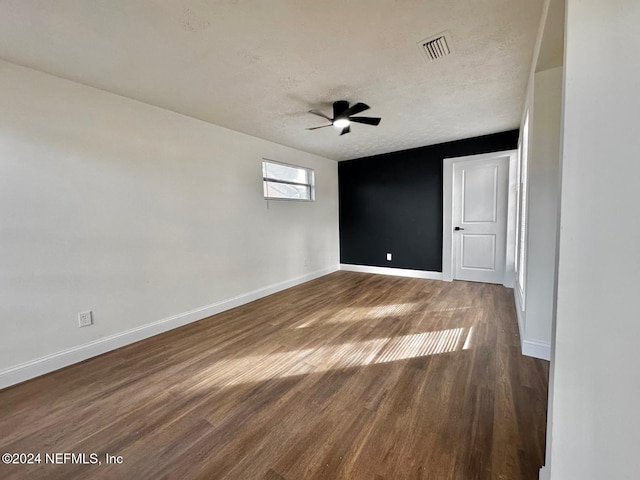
[339,130,519,271]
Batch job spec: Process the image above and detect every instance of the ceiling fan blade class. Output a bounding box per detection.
[350,116,381,126]
[306,125,333,130]
[340,125,351,136]
[308,109,332,121]
[333,101,350,120]
[344,102,370,117]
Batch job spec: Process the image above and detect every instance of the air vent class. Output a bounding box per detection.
[418,31,454,62]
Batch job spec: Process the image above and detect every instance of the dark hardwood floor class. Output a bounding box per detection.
[0,271,549,480]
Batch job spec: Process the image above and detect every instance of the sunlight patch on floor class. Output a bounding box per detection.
[463,326,474,350]
[433,306,473,313]
[186,327,471,391]
[375,328,465,364]
[295,303,418,328]
[339,303,419,320]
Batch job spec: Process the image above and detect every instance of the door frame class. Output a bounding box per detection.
[442,150,518,286]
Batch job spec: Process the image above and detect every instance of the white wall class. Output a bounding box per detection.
[0,60,339,387]
[514,70,562,361]
[513,0,563,362]
[548,0,640,478]
[524,66,562,345]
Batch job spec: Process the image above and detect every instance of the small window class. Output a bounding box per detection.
[262,160,315,201]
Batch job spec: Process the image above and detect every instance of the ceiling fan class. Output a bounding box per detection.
[306,100,381,136]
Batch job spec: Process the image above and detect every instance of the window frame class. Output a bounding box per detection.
[262,159,315,202]
[515,111,530,306]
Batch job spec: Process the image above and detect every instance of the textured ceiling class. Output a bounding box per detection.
[0,0,543,161]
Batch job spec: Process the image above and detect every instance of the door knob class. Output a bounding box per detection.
[454,227,465,231]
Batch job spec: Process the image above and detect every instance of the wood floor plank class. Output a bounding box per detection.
[0,272,548,479]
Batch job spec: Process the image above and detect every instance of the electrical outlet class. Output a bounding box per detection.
[386,253,392,261]
[78,311,93,327]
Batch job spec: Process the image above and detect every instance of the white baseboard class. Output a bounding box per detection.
[0,266,338,390]
[340,264,443,280]
[522,339,551,361]
[539,465,550,480]
[503,269,515,288]
[513,288,551,361]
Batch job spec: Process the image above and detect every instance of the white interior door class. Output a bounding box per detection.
[453,156,508,284]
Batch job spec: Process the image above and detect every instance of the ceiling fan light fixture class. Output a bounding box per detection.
[307,101,380,135]
[333,118,350,129]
